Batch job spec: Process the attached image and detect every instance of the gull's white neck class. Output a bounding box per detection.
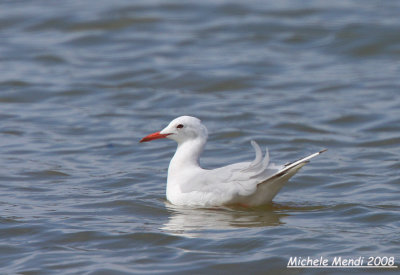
[166,137,207,204]
[169,137,206,171]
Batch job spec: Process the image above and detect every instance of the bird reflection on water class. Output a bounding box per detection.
[161,202,327,238]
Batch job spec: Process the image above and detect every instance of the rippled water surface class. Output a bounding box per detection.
[1,0,399,274]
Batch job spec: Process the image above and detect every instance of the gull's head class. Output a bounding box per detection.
[140,116,208,144]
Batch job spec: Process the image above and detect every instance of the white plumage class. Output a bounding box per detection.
[140,116,325,207]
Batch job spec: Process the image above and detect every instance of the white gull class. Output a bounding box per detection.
[140,116,326,207]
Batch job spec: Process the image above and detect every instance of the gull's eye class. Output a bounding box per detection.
[176,124,184,129]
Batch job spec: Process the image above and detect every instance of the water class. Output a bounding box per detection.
[1,0,399,274]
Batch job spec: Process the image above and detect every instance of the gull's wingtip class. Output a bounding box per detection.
[283,148,327,168]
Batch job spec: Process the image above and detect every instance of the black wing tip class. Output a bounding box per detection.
[319,149,328,154]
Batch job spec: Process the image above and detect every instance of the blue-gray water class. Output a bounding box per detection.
[1,0,399,274]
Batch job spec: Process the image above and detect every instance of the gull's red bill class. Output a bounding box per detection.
[140,131,170,143]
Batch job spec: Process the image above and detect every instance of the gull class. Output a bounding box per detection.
[140,116,326,207]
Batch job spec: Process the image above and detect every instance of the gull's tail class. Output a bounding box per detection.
[247,149,327,206]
